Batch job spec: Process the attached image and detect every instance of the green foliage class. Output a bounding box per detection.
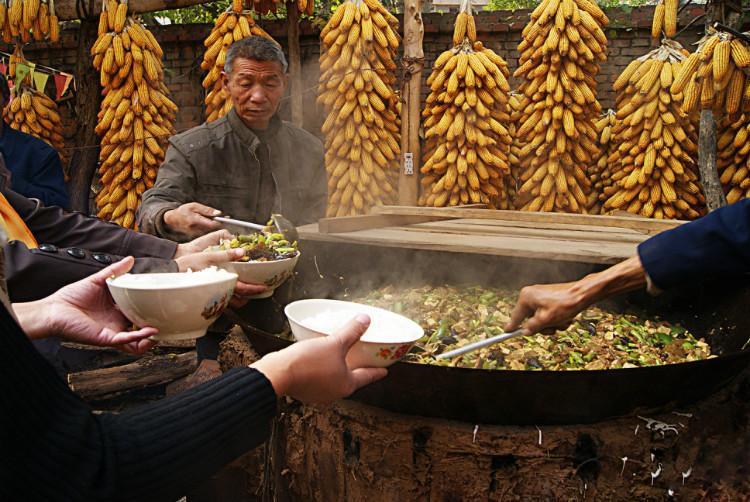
[148,0,230,23]
[485,0,538,10]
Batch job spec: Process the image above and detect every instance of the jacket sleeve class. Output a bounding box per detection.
[136,142,198,242]
[637,199,750,290]
[0,304,277,502]
[4,241,177,302]
[7,189,178,259]
[10,149,70,209]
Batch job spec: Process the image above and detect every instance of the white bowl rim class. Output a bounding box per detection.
[284,298,424,344]
[106,271,238,291]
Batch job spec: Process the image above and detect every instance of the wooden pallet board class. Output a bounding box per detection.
[303,207,682,265]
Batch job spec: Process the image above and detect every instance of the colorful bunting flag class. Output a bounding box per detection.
[33,71,49,93]
[53,72,73,100]
[14,63,31,88]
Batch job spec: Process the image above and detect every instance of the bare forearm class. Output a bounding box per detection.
[12,299,54,339]
[569,256,647,310]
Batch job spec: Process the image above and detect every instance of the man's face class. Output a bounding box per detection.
[222,57,286,129]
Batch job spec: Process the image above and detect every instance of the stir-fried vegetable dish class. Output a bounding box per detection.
[347,285,712,370]
[209,222,298,262]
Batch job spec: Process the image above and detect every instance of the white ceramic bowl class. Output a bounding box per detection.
[106,270,238,341]
[284,299,424,368]
[220,253,299,299]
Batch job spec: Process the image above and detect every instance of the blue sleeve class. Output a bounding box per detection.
[637,199,750,290]
[11,150,69,209]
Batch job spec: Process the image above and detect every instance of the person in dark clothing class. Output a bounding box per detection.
[1,251,386,502]
[2,188,265,303]
[138,37,327,389]
[507,199,750,335]
[0,75,69,208]
[0,187,265,371]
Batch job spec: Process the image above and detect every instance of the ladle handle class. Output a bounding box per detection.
[435,329,526,360]
[214,216,265,232]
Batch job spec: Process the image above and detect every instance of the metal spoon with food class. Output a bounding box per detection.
[214,213,299,243]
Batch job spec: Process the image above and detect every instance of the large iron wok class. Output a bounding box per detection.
[235,241,750,425]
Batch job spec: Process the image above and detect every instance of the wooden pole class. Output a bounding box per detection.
[286,1,304,128]
[66,15,101,213]
[698,109,726,209]
[398,0,424,206]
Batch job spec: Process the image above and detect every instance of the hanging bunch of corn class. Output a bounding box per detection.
[586,109,615,214]
[650,0,677,41]
[671,28,750,117]
[92,0,177,229]
[200,8,275,123]
[318,0,401,217]
[716,114,750,204]
[0,0,59,43]
[602,41,705,219]
[419,3,513,208]
[512,0,609,213]
[2,50,65,161]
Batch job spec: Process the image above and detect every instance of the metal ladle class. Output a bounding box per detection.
[214,213,299,242]
[435,329,526,360]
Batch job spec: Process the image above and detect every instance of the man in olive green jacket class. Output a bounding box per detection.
[137,37,327,389]
[137,38,326,242]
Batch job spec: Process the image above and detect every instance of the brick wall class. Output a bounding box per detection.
[3,5,708,146]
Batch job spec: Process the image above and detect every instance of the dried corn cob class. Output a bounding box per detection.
[512,0,609,213]
[651,0,677,40]
[92,0,177,229]
[200,8,276,122]
[419,6,512,208]
[716,113,750,204]
[603,41,706,220]
[587,109,616,214]
[1,0,59,42]
[672,28,750,118]
[2,52,66,168]
[318,0,401,216]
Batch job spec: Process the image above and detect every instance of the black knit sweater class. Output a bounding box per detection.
[0,304,278,502]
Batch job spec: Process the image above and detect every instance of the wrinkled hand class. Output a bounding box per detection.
[174,247,268,304]
[34,257,157,354]
[506,282,585,336]
[251,315,388,404]
[163,202,223,239]
[174,229,234,257]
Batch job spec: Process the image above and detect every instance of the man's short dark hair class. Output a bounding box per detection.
[224,37,288,74]
[0,74,10,102]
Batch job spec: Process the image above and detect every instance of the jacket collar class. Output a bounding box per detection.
[227,108,283,150]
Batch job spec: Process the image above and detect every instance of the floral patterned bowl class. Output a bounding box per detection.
[284,299,424,368]
[107,270,237,341]
[220,253,300,299]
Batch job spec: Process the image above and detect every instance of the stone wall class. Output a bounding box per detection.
[2,5,708,145]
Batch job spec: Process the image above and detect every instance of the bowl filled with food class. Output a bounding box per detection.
[210,232,300,299]
[284,299,424,367]
[106,267,238,341]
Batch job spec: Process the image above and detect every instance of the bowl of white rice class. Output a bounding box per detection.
[107,267,238,341]
[284,299,424,367]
